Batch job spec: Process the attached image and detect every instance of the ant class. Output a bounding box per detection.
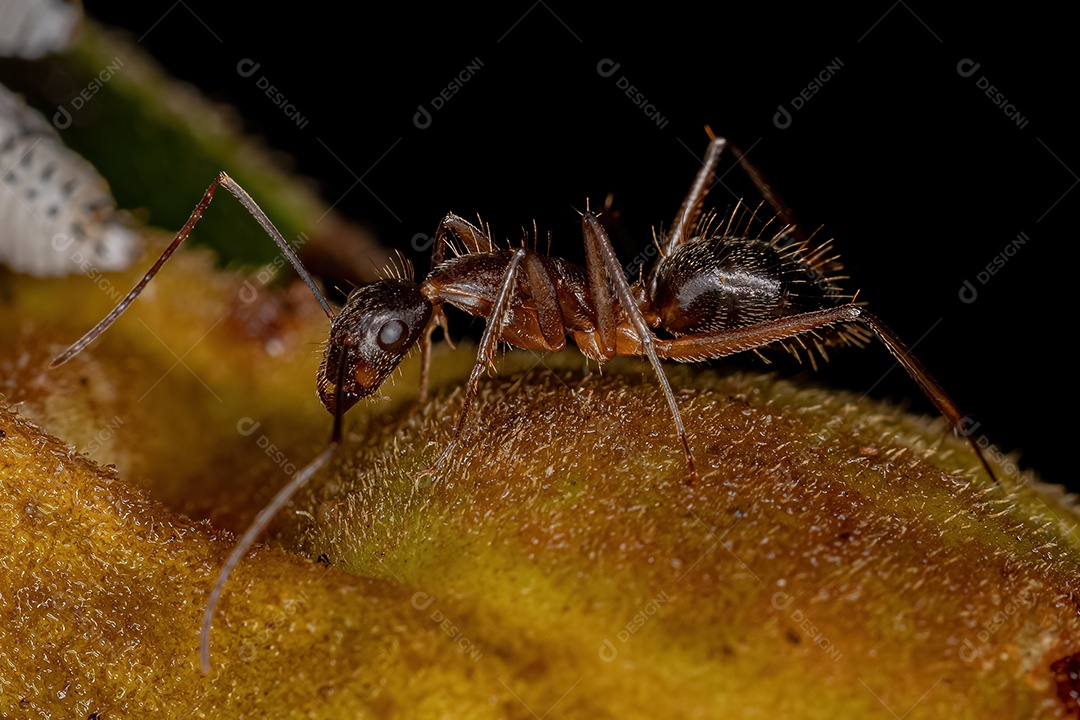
[51,130,996,673]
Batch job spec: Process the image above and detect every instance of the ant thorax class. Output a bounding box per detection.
[424,249,596,341]
[49,135,998,674]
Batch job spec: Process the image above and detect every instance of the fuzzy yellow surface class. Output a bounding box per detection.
[2,251,1078,719]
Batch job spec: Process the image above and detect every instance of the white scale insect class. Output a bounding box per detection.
[0,85,137,276]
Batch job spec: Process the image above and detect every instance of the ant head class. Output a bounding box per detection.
[317,279,432,416]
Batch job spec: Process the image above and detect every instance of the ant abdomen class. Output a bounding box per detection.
[49,138,1000,675]
[649,233,851,339]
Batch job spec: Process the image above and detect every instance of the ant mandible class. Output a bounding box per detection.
[51,130,996,673]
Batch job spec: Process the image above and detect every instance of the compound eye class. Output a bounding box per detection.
[376,318,409,353]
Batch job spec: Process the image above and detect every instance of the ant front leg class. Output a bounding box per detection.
[416,214,497,403]
[427,248,527,471]
[426,246,568,471]
[431,213,495,264]
[581,214,698,481]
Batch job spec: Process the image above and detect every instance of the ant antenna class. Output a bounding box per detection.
[198,358,347,673]
[49,172,346,673]
[51,173,335,368]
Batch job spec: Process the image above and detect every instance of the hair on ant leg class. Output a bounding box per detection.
[52,131,998,673]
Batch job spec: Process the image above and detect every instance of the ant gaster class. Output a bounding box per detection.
[51,131,996,673]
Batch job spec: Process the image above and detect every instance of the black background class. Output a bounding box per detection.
[81,2,1072,486]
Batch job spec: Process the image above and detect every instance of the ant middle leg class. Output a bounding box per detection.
[581,213,697,481]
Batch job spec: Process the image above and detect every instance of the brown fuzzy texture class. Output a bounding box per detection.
[2,246,1079,719]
